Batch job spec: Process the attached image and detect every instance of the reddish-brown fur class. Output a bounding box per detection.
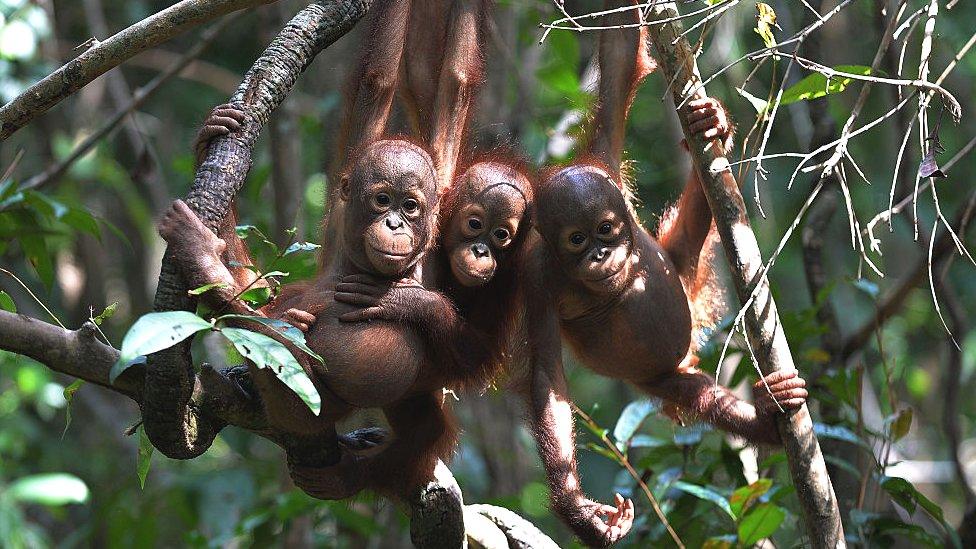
[514,2,808,546]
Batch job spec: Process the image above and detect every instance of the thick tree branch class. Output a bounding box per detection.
[144,0,372,461]
[646,3,845,546]
[0,0,281,141]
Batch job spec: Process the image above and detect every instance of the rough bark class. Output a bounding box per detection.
[0,0,282,141]
[646,3,845,547]
[143,0,372,461]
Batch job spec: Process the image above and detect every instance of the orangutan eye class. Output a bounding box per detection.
[569,233,586,246]
[598,222,612,235]
[468,218,483,231]
[374,192,392,207]
[493,228,510,241]
[402,198,420,213]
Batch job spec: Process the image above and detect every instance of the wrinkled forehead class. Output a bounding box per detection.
[355,140,436,195]
[458,162,530,217]
[540,165,622,221]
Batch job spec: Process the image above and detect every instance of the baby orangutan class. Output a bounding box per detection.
[515,1,808,546]
[160,140,490,500]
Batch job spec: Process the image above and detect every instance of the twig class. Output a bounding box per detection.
[0,0,278,141]
[20,18,233,191]
[571,402,684,549]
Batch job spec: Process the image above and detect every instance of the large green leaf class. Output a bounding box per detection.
[8,473,90,506]
[777,65,873,107]
[880,476,944,522]
[672,481,734,519]
[220,327,321,415]
[737,503,786,545]
[111,311,213,382]
[217,315,323,363]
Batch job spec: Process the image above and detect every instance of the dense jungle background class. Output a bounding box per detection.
[1,0,975,546]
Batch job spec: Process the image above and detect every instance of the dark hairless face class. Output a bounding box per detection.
[442,162,532,287]
[537,165,634,293]
[340,139,438,277]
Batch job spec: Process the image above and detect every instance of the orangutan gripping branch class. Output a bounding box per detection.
[516,1,808,546]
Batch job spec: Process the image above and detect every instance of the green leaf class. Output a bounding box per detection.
[92,302,118,325]
[240,286,272,307]
[20,233,53,287]
[8,473,90,506]
[0,290,15,312]
[629,434,668,448]
[283,242,320,256]
[778,65,873,107]
[880,476,917,514]
[880,476,944,523]
[613,400,657,449]
[62,207,102,239]
[729,479,772,518]
[217,315,323,363]
[886,407,913,442]
[737,503,786,545]
[870,517,942,548]
[61,379,84,438]
[111,311,213,382]
[137,425,153,489]
[188,282,231,296]
[260,270,289,279]
[672,481,734,519]
[220,327,321,414]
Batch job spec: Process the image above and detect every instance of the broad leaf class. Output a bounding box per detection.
[778,65,873,107]
[729,479,772,518]
[220,327,321,414]
[613,400,657,449]
[737,503,786,545]
[217,315,323,363]
[283,241,320,256]
[111,311,212,382]
[8,473,90,506]
[887,407,913,442]
[672,481,734,519]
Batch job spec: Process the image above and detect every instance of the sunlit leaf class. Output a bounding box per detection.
[737,503,786,545]
[111,311,212,382]
[754,3,778,48]
[8,473,89,506]
[729,479,772,518]
[283,241,320,256]
[672,481,734,519]
[217,315,323,363]
[188,282,231,296]
[220,327,321,414]
[777,65,873,107]
[736,87,769,116]
[92,302,118,325]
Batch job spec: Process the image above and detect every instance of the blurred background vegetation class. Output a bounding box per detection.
[1,0,975,546]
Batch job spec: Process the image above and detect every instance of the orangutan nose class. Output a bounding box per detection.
[471,242,490,259]
[385,215,404,230]
[589,247,609,262]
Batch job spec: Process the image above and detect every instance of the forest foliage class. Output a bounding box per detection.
[1,0,975,547]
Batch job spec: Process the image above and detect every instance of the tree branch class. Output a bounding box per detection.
[0,0,280,141]
[646,3,845,546]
